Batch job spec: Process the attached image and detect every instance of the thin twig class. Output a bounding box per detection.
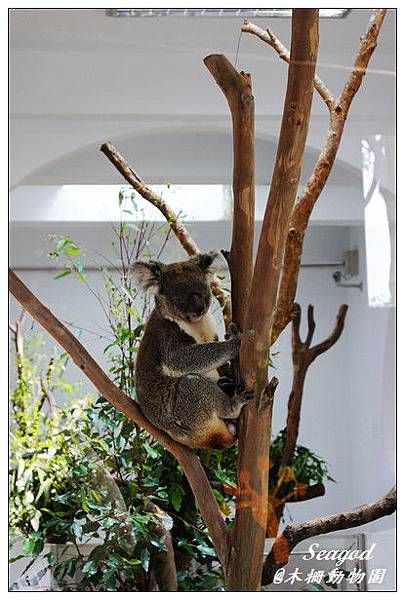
[100,141,232,325]
[9,310,27,380]
[241,19,335,110]
[40,375,58,419]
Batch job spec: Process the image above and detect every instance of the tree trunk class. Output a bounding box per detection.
[225,9,319,591]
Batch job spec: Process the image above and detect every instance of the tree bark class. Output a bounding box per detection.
[226,10,319,591]
[146,502,178,591]
[203,54,255,332]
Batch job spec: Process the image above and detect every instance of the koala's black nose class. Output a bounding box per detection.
[189,293,205,315]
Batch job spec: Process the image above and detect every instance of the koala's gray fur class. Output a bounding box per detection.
[132,252,251,449]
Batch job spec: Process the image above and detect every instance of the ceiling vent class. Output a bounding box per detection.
[106,9,350,19]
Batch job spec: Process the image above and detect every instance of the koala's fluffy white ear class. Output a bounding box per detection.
[131,261,162,293]
[196,252,219,273]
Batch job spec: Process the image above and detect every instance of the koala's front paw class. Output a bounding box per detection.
[228,386,254,418]
[225,322,242,351]
[235,383,254,405]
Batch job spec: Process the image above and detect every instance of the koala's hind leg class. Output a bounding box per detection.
[169,374,246,450]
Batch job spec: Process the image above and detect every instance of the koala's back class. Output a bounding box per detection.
[135,308,198,429]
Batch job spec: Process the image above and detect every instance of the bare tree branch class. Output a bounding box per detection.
[287,483,325,504]
[262,486,396,584]
[241,19,335,110]
[203,55,255,334]
[281,304,348,467]
[339,10,388,114]
[100,142,232,326]
[267,9,387,343]
[40,375,58,419]
[9,310,26,364]
[309,304,349,359]
[100,142,199,255]
[263,304,348,539]
[210,481,325,504]
[8,268,230,567]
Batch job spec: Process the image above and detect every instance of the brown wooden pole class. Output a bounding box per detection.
[203,54,255,332]
[227,10,319,591]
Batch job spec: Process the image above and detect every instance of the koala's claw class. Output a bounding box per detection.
[234,384,254,405]
[239,390,254,404]
[235,382,245,395]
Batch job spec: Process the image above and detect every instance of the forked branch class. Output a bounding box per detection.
[282,303,348,467]
[265,304,347,538]
[242,9,387,344]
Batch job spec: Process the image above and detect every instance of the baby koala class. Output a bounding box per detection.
[132,252,252,450]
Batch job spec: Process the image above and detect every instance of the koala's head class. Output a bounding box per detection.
[131,252,217,322]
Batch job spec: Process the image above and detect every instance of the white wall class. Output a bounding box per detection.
[344,225,395,590]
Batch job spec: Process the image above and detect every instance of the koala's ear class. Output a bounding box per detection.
[131,261,162,292]
[196,252,218,273]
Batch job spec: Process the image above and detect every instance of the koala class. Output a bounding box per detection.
[132,252,252,450]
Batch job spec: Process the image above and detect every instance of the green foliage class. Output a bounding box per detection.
[10,189,335,591]
[9,336,170,591]
[9,338,91,537]
[269,428,336,491]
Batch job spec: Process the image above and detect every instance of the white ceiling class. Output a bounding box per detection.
[9,9,396,190]
[9,9,395,55]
